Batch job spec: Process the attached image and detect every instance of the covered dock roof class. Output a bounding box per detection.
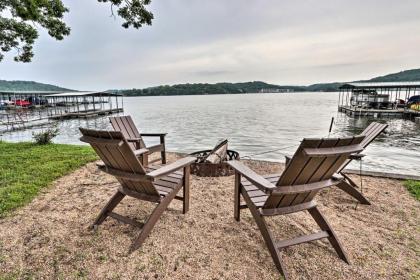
[44,91,122,97]
[0,90,67,95]
[339,81,420,89]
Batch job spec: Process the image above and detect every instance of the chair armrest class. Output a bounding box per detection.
[147,156,196,179]
[141,133,167,137]
[272,178,343,195]
[134,148,149,157]
[126,137,143,142]
[228,160,276,193]
[349,153,365,160]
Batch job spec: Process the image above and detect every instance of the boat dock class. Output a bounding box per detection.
[338,82,420,121]
[0,91,124,133]
[338,106,420,119]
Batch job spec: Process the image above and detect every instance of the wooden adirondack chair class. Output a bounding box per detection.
[285,122,388,205]
[229,136,365,279]
[109,115,167,166]
[79,128,196,252]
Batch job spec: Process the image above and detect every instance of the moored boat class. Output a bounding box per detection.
[350,89,391,109]
[14,100,31,107]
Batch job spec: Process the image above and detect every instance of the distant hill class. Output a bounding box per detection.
[118,81,306,96]
[0,80,74,92]
[118,68,420,95]
[306,82,344,92]
[360,68,420,82]
[307,68,420,92]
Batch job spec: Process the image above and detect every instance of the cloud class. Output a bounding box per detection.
[0,0,420,90]
[193,70,235,77]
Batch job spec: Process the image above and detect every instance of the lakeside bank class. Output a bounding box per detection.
[0,147,419,279]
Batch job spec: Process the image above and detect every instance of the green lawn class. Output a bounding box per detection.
[0,141,97,217]
[404,180,420,201]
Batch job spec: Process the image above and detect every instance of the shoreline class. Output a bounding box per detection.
[179,152,420,180]
[343,169,420,181]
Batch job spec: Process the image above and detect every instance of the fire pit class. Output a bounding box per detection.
[189,149,240,177]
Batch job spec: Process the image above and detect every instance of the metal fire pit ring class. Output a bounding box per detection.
[189,149,240,177]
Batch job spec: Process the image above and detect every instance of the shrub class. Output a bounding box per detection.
[32,126,60,145]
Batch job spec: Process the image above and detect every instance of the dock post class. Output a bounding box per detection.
[338,89,341,108]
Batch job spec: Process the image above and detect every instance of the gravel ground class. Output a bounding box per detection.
[0,153,418,280]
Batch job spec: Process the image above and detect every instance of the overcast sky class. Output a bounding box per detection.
[1,0,420,90]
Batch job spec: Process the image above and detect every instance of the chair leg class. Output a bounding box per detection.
[336,180,370,205]
[242,190,289,279]
[160,135,166,164]
[183,166,190,214]
[161,151,166,164]
[341,173,359,188]
[308,206,350,264]
[91,190,125,229]
[234,172,241,221]
[129,201,170,252]
[129,186,180,253]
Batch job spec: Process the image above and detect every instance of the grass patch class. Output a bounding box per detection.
[0,141,97,217]
[404,180,420,201]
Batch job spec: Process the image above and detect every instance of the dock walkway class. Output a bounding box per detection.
[338,106,420,120]
[49,108,123,120]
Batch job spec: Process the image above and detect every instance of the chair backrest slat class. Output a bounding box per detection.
[338,122,387,172]
[277,139,322,186]
[360,122,388,148]
[110,116,146,150]
[80,128,159,196]
[264,136,365,209]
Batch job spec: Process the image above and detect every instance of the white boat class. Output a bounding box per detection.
[350,89,390,109]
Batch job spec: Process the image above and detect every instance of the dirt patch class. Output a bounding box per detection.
[0,153,419,279]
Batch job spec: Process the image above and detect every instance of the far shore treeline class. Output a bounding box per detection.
[115,68,420,96]
[116,82,307,96]
[1,68,420,96]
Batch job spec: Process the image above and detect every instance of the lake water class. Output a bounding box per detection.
[1,92,419,175]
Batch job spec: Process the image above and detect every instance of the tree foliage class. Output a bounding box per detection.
[118,82,307,96]
[0,0,153,63]
[98,0,153,29]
